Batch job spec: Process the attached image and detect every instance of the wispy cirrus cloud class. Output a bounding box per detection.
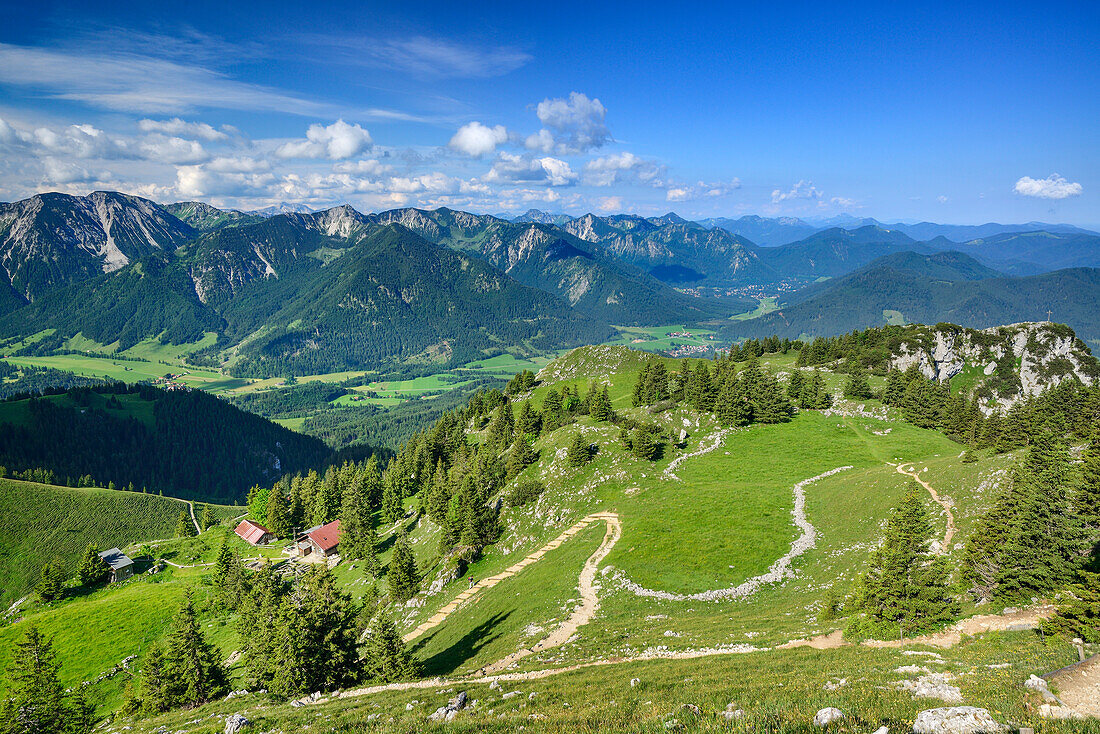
[0,42,327,115]
[312,35,531,79]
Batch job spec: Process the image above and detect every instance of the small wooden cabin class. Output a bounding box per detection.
[98,548,134,583]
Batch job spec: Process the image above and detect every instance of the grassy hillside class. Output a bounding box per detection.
[0,478,238,608]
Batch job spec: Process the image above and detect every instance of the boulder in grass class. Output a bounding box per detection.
[813,707,845,727]
[913,707,1005,734]
[429,691,468,722]
[224,714,251,734]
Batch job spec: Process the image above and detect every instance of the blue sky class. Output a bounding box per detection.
[0,0,1096,224]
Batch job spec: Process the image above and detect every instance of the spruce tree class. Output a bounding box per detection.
[1044,569,1100,643]
[35,561,64,603]
[175,511,196,538]
[848,487,957,639]
[387,531,420,603]
[1077,435,1100,533]
[199,504,215,531]
[787,369,805,400]
[162,591,227,707]
[381,472,406,524]
[77,544,109,587]
[590,386,614,422]
[630,424,663,461]
[844,364,873,400]
[0,625,68,732]
[505,435,538,478]
[362,612,420,683]
[138,644,171,714]
[266,484,291,538]
[566,432,592,467]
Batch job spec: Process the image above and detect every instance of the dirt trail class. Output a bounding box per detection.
[481,512,621,674]
[321,606,1055,708]
[404,512,621,644]
[1049,654,1100,717]
[897,463,956,552]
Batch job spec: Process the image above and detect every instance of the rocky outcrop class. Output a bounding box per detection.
[888,322,1097,413]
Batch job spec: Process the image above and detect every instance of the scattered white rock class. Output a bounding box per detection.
[912,706,1004,734]
[630,678,640,687]
[489,680,501,691]
[429,691,467,722]
[224,714,251,734]
[823,677,847,691]
[502,690,523,699]
[895,673,963,703]
[813,707,845,726]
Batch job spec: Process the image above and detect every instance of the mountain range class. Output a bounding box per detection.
[3,191,1100,375]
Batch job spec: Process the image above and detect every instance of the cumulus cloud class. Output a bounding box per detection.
[583,152,664,187]
[275,119,372,160]
[484,153,577,186]
[1014,173,1082,200]
[449,122,509,157]
[138,118,229,141]
[829,196,858,208]
[665,179,741,202]
[138,135,209,164]
[525,92,610,154]
[772,180,822,204]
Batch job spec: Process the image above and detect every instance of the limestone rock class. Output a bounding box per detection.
[224,714,251,734]
[813,707,845,726]
[912,706,1004,734]
[429,691,468,722]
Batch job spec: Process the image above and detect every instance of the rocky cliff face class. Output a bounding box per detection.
[888,322,1098,413]
[0,191,195,302]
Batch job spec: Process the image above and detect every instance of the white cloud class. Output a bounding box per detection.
[138,135,209,164]
[597,195,623,212]
[525,92,610,154]
[318,35,531,79]
[484,153,577,186]
[206,156,271,173]
[275,120,373,160]
[138,118,229,141]
[937,195,949,203]
[41,157,99,185]
[772,180,822,204]
[829,196,858,208]
[583,152,664,187]
[332,159,388,176]
[665,179,740,202]
[1013,173,1082,200]
[0,42,326,115]
[449,122,509,157]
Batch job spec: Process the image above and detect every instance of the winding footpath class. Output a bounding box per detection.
[616,466,854,602]
[404,512,621,644]
[897,463,956,552]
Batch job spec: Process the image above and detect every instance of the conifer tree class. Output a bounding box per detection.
[716,376,753,427]
[387,531,419,603]
[787,369,805,400]
[844,363,873,399]
[381,472,406,524]
[175,511,196,538]
[362,612,420,683]
[630,424,663,461]
[35,561,64,602]
[65,683,94,734]
[1077,435,1100,533]
[77,544,109,587]
[0,626,70,732]
[1044,569,1100,643]
[265,484,291,538]
[269,568,362,697]
[505,435,538,479]
[752,371,794,424]
[566,432,592,467]
[138,644,171,714]
[848,487,957,639]
[590,385,614,422]
[340,470,376,564]
[199,504,215,531]
[162,591,227,707]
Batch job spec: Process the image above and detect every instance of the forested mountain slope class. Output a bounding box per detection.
[727,255,1100,342]
[0,383,329,501]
